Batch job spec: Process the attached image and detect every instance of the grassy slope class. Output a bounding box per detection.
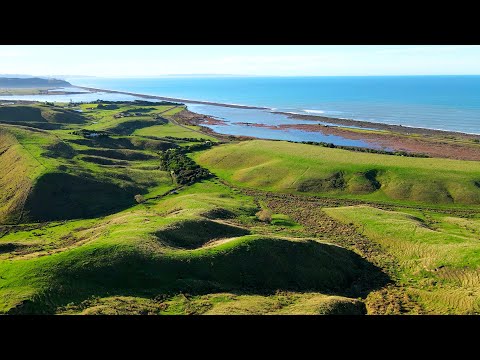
[0,130,44,224]
[0,103,379,315]
[57,292,365,315]
[0,181,374,314]
[0,104,87,129]
[0,103,180,224]
[5,101,480,315]
[324,205,480,314]
[0,126,173,224]
[134,122,218,142]
[193,140,480,207]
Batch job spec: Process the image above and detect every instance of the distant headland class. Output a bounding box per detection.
[0,77,71,88]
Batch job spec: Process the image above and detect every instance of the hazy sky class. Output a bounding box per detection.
[1,45,480,77]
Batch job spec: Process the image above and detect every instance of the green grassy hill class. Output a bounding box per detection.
[0,130,43,224]
[0,180,378,315]
[0,104,86,129]
[193,140,480,207]
[4,101,480,315]
[0,77,70,88]
[325,205,480,314]
[0,123,173,224]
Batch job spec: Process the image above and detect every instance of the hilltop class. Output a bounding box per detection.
[0,77,71,88]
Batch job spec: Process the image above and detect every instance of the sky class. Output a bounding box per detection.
[1,45,480,77]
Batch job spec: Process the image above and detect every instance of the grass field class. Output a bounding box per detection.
[194,140,480,207]
[2,101,480,315]
[325,205,480,314]
[0,179,377,314]
[134,123,218,142]
[0,101,378,315]
[0,102,187,224]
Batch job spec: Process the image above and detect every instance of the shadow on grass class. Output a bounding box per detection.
[7,237,390,314]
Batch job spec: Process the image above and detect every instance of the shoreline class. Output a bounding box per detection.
[220,122,480,161]
[272,111,480,138]
[76,86,270,110]
[75,85,480,138]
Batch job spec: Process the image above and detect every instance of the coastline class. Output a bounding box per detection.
[75,85,480,138]
[272,111,480,139]
[76,86,270,110]
[218,122,480,161]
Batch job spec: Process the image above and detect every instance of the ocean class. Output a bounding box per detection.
[68,75,480,134]
[2,76,479,147]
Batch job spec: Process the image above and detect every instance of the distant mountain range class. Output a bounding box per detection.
[0,77,71,88]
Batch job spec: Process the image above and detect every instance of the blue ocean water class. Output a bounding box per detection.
[69,76,480,134]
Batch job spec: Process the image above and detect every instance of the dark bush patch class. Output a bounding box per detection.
[296,140,430,158]
[159,148,212,185]
[96,104,119,110]
[71,129,110,138]
[0,243,25,254]
[124,107,156,113]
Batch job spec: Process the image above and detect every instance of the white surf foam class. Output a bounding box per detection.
[303,109,326,114]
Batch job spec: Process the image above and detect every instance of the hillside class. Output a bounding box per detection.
[0,104,87,130]
[0,126,165,224]
[193,140,480,207]
[0,179,380,315]
[2,101,480,315]
[0,130,43,224]
[0,77,71,88]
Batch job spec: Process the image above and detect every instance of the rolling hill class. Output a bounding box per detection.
[193,140,480,207]
[0,77,71,88]
[2,101,480,315]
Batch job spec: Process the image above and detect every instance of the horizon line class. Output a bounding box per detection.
[3,74,480,79]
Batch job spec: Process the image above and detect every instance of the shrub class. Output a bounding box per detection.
[256,209,273,223]
[134,194,145,204]
[159,148,212,185]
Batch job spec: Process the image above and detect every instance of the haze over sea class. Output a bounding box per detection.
[69,76,480,134]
